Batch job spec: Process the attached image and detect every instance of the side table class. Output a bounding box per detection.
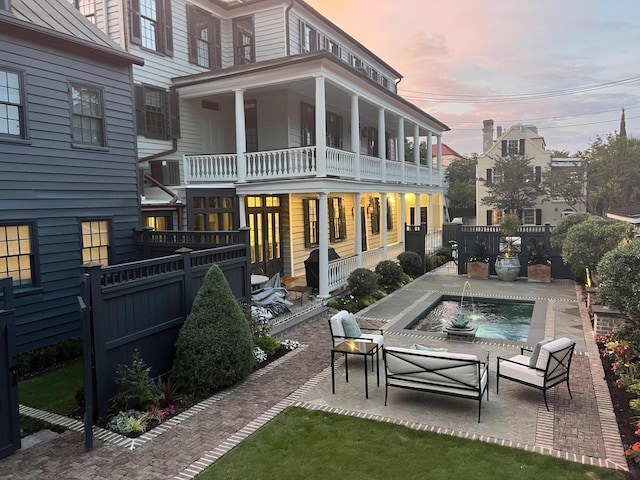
[331,340,380,399]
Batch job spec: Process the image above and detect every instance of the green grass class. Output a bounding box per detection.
[198,407,625,480]
[18,360,84,415]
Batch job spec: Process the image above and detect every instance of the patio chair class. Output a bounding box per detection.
[496,337,575,411]
[328,310,384,347]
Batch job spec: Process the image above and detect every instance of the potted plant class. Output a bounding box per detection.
[527,238,551,283]
[466,239,489,279]
[495,213,521,281]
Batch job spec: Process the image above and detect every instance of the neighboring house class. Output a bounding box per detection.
[476,119,585,227]
[606,204,640,237]
[0,0,143,352]
[432,143,464,168]
[70,0,449,298]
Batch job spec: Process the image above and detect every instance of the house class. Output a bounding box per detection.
[432,143,464,168]
[69,0,450,298]
[476,119,586,227]
[0,0,143,352]
[606,204,640,237]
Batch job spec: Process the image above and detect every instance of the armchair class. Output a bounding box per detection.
[328,310,384,348]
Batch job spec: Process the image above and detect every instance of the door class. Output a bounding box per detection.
[0,277,19,460]
[247,195,283,277]
[360,206,368,252]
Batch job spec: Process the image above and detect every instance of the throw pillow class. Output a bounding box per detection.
[342,314,362,338]
[413,344,448,352]
[529,337,554,367]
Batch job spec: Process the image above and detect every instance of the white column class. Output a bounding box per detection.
[381,192,388,258]
[397,116,405,183]
[413,124,420,184]
[378,107,386,181]
[238,195,246,228]
[317,192,329,298]
[351,93,360,180]
[428,193,434,233]
[315,76,327,177]
[234,89,247,183]
[436,134,443,185]
[415,192,421,226]
[355,193,362,268]
[400,193,406,246]
[426,131,433,185]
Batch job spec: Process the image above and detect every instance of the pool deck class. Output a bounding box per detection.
[0,264,629,478]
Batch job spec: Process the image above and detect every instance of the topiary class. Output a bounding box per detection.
[397,251,423,278]
[347,268,379,298]
[375,260,404,286]
[171,264,255,398]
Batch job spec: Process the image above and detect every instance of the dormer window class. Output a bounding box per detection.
[502,138,524,156]
[233,16,255,65]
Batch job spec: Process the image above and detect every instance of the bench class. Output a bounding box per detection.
[383,346,489,422]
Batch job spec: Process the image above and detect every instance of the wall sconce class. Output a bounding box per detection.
[351,206,355,218]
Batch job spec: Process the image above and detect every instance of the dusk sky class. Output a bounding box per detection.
[306,0,640,156]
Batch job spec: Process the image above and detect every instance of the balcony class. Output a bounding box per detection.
[184,146,442,186]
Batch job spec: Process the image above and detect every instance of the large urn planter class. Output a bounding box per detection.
[467,262,489,279]
[495,256,520,281]
[527,264,551,283]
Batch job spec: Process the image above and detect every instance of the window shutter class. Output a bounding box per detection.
[328,198,335,243]
[534,166,541,183]
[303,199,311,247]
[519,139,525,155]
[339,201,347,239]
[134,85,146,136]
[486,168,492,183]
[186,4,197,64]
[163,0,173,56]
[486,210,493,225]
[129,0,141,45]
[168,90,180,139]
[535,209,542,225]
[213,17,221,69]
[501,140,507,156]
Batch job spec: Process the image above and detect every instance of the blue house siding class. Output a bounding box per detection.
[1,25,142,352]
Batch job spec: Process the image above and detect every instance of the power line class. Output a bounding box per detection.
[443,106,640,125]
[450,115,640,131]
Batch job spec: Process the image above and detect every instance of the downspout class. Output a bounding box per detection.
[285,0,295,56]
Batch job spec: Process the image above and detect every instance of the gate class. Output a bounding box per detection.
[0,277,19,460]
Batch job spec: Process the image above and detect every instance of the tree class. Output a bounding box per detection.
[541,160,587,210]
[549,212,592,249]
[481,154,544,213]
[171,264,255,397]
[549,149,571,158]
[445,155,477,209]
[597,239,640,321]
[404,139,428,164]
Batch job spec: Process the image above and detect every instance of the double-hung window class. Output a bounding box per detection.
[300,21,318,53]
[233,16,255,65]
[0,224,33,287]
[303,198,319,248]
[370,197,381,234]
[130,0,173,56]
[81,220,110,266]
[0,0,10,12]
[70,0,96,23]
[328,197,346,242]
[71,84,104,146]
[187,5,221,69]
[0,68,24,139]
[135,84,180,140]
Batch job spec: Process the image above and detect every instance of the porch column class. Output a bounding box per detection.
[351,93,360,180]
[355,192,362,267]
[428,193,434,233]
[400,193,406,246]
[436,134,443,185]
[317,192,329,298]
[413,124,420,184]
[234,89,247,183]
[415,192,421,226]
[315,76,327,177]
[397,116,405,183]
[378,107,386,181]
[381,192,388,258]
[426,131,433,185]
[238,194,247,228]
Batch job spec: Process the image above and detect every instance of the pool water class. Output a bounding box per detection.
[410,297,534,342]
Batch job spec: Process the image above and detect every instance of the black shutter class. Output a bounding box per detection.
[328,198,335,242]
[186,4,197,64]
[168,90,180,139]
[129,0,141,45]
[501,140,507,156]
[486,168,492,183]
[213,17,222,68]
[486,210,493,225]
[339,201,347,239]
[386,198,393,230]
[519,139,525,155]
[303,199,311,247]
[134,84,146,136]
[163,0,173,56]
[534,166,541,183]
[535,209,542,225]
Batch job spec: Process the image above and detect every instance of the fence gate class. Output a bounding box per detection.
[0,277,19,460]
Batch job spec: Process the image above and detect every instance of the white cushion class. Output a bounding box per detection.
[529,338,554,367]
[535,337,573,371]
[498,357,545,386]
[361,333,384,347]
[329,310,348,339]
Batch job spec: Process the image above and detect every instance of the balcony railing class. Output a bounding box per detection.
[184,146,442,186]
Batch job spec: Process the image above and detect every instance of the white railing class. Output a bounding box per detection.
[387,242,403,261]
[362,249,385,269]
[246,147,317,180]
[359,154,383,181]
[385,160,402,183]
[184,153,237,183]
[328,255,357,291]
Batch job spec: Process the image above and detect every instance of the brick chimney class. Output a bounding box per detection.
[482,119,494,153]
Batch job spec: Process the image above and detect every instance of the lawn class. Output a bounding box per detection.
[18,360,83,415]
[198,407,625,480]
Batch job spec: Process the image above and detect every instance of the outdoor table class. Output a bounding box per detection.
[331,340,380,399]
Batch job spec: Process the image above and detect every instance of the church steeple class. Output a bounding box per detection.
[620,108,627,137]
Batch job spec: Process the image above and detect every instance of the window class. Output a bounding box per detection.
[487,209,503,226]
[303,198,318,248]
[245,99,258,152]
[326,111,343,148]
[502,138,524,156]
[70,0,96,23]
[522,209,535,225]
[233,16,255,65]
[0,69,24,139]
[364,126,378,156]
[134,85,180,139]
[187,5,221,69]
[144,213,172,230]
[0,0,10,12]
[301,102,343,148]
[486,168,503,184]
[370,197,380,234]
[81,220,110,266]
[191,195,236,231]
[328,197,346,242]
[300,21,318,53]
[387,197,394,231]
[130,0,173,56]
[324,37,340,57]
[0,224,33,286]
[71,84,104,146]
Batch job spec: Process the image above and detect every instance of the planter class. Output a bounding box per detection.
[466,262,489,279]
[495,256,520,281]
[527,264,551,283]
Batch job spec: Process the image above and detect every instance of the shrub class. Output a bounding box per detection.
[347,268,379,298]
[255,335,281,356]
[425,254,447,272]
[550,212,592,249]
[17,336,83,377]
[375,260,404,286]
[109,350,161,413]
[397,251,423,278]
[597,239,640,321]
[468,239,489,263]
[171,264,255,398]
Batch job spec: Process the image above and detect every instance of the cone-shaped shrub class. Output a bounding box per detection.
[171,264,255,397]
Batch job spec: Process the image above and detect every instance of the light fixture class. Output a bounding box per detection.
[367,204,374,214]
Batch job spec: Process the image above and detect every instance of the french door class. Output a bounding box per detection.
[247,196,283,277]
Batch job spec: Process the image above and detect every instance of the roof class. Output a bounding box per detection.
[3,0,143,65]
[432,144,464,158]
[606,204,640,219]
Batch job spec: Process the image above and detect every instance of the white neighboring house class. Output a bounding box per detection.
[606,204,640,237]
[476,120,586,227]
[68,0,449,298]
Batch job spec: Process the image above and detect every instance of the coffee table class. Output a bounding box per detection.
[331,340,380,399]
